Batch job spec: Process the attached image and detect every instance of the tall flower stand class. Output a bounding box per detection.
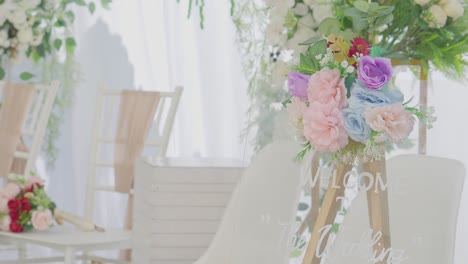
[301,156,391,264]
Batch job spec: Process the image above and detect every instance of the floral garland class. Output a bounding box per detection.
[231,0,334,152]
[334,0,468,78]
[284,1,437,163]
[0,0,111,165]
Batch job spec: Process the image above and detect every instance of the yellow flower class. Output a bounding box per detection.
[327,34,355,65]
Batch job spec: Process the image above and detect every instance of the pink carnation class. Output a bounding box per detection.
[31,209,53,231]
[303,102,349,152]
[1,183,21,200]
[365,104,415,143]
[25,176,45,189]
[287,96,307,128]
[308,68,347,108]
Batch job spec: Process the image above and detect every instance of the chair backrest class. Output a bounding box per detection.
[0,81,59,179]
[132,158,245,264]
[194,140,302,264]
[326,155,465,264]
[84,86,183,221]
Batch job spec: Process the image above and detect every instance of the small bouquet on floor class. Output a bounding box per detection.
[0,175,55,232]
[284,2,437,163]
[0,174,104,233]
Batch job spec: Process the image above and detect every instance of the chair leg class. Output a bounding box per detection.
[64,247,76,264]
[363,158,392,264]
[302,162,352,264]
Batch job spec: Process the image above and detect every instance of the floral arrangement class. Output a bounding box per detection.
[0,0,111,165]
[0,175,55,233]
[285,28,435,162]
[334,0,468,78]
[231,0,333,152]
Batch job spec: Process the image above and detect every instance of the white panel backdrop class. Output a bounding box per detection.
[32,0,468,262]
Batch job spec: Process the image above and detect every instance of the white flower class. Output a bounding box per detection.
[266,11,287,46]
[20,0,41,9]
[264,0,294,10]
[0,0,15,24]
[293,3,309,16]
[17,28,33,43]
[425,4,447,28]
[346,66,355,73]
[443,0,464,21]
[438,0,450,4]
[271,61,289,88]
[287,26,314,53]
[8,9,28,26]
[299,14,318,28]
[341,61,349,68]
[312,3,333,24]
[10,38,18,48]
[415,0,430,6]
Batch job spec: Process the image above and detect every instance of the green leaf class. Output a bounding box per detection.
[373,14,393,29]
[100,0,111,9]
[54,39,62,50]
[88,2,96,14]
[344,76,356,96]
[65,11,75,23]
[65,37,76,53]
[308,39,327,57]
[299,54,320,74]
[55,19,65,27]
[20,72,35,81]
[318,18,340,36]
[300,35,322,46]
[353,0,370,12]
[0,67,4,80]
[74,0,86,6]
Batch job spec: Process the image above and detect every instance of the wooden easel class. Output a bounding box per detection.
[300,60,428,263]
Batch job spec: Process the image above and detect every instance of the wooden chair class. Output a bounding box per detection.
[325,155,465,264]
[0,86,183,264]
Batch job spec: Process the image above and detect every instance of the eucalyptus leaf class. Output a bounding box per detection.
[65,37,76,53]
[20,72,35,81]
[353,0,370,12]
[318,18,340,36]
[74,0,86,6]
[308,39,327,57]
[101,0,111,9]
[300,35,322,46]
[54,39,63,50]
[88,2,96,14]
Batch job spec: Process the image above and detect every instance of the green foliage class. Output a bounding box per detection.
[20,72,35,81]
[88,2,96,14]
[0,67,4,80]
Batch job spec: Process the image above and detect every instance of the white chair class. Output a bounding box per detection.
[0,81,59,260]
[326,155,465,264]
[132,157,245,264]
[0,81,59,179]
[0,86,183,264]
[191,140,302,264]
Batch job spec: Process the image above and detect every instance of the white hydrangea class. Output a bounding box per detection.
[311,2,333,23]
[266,10,287,46]
[17,28,33,44]
[443,0,464,21]
[0,30,10,48]
[264,0,295,11]
[30,34,44,46]
[293,3,309,16]
[270,61,289,88]
[299,14,318,29]
[0,0,15,25]
[21,0,41,9]
[8,9,28,26]
[287,26,314,54]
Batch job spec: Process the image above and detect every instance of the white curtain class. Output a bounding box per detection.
[40,0,249,247]
[24,1,468,263]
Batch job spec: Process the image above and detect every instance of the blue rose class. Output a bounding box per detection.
[348,82,404,111]
[342,108,371,143]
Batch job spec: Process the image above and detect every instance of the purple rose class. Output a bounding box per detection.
[358,56,392,91]
[288,71,310,100]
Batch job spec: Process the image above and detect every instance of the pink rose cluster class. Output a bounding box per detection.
[287,68,349,152]
[0,176,54,233]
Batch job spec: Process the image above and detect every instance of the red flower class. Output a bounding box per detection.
[7,199,20,211]
[9,210,19,221]
[25,183,41,193]
[20,198,31,213]
[9,221,23,233]
[349,37,371,58]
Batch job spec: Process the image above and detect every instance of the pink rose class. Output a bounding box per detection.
[0,215,11,231]
[287,96,307,128]
[25,176,45,189]
[303,102,349,152]
[365,104,414,143]
[308,68,347,108]
[1,183,21,199]
[0,196,9,213]
[31,210,53,231]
